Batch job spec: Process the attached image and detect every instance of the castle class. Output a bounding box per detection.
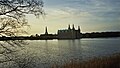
[58,24,81,39]
[40,24,81,39]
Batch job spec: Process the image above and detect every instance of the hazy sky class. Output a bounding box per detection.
[27,0,120,35]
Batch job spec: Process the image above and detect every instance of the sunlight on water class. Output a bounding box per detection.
[22,38,120,67]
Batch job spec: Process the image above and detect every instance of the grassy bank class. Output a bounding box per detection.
[52,53,120,68]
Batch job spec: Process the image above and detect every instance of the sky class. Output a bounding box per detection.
[26,0,120,35]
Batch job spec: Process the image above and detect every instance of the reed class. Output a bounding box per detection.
[52,53,120,68]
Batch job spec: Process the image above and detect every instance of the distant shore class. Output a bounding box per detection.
[0,36,120,41]
[0,32,120,40]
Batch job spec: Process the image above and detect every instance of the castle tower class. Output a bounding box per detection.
[68,24,71,30]
[45,26,48,35]
[72,24,75,30]
[78,26,81,33]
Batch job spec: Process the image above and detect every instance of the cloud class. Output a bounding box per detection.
[44,7,95,22]
[26,0,120,34]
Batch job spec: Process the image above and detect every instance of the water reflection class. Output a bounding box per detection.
[57,40,83,62]
[44,40,50,63]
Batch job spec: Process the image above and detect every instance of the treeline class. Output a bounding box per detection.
[82,32,120,38]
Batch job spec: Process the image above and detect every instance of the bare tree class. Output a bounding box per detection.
[0,0,44,36]
[0,0,44,67]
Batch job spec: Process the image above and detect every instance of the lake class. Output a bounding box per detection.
[22,37,120,67]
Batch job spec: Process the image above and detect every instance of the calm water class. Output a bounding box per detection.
[23,37,120,67]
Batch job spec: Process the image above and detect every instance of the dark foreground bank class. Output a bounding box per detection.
[52,53,120,68]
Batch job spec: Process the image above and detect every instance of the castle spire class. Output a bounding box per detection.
[68,24,71,30]
[45,26,48,35]
[78,26,81,33]
[72,24,75,30]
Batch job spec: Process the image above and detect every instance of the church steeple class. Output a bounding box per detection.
[72,24,75,30]
[45,26,48,35]
[68,24,71,30]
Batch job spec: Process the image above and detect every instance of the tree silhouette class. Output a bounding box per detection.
[0,0,44,36]
[0,0,44,66]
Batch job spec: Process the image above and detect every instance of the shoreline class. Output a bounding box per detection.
[0,36,120,41]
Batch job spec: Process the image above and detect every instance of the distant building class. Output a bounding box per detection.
[45,26,48,35]
[58,24,81,39]
[40,25,81,39]
[40,27,57,39]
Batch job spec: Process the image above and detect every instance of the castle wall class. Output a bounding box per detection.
[58,30,81,39]
[76,30,81,39]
